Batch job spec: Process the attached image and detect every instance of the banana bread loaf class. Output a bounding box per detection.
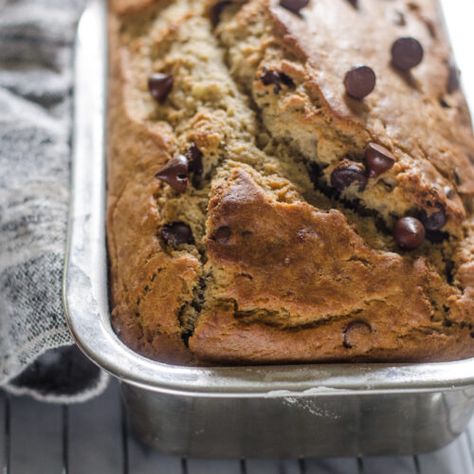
[107,0,474,364]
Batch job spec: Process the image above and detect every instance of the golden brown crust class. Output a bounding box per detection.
[108,0,474,365]
[190,305,474,363]
[189,166,473,362]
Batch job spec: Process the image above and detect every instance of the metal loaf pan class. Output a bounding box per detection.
[64,0,474,458]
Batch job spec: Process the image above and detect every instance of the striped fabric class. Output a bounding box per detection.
[0,0,105,401]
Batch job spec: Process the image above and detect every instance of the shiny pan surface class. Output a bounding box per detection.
[64,0,474,458]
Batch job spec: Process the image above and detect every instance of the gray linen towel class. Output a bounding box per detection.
[0,0,107,401]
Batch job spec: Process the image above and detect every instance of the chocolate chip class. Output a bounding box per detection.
[279,0,309,14]
[213,226,232,244]
[346,0,358,7]
[278,72,295,88]
[185,144,204,188]
[260,69,295,94]
[261,70,281,93]
[148,73,174,103]
[393,217,425,249]
[155,155,188,193]
[364,143,395,178]
[211,1,232,26]
[343,66,376,100]
[420,207,447,231]
[425,229,447,244]
[343,321,372,349]
[447,64,460,94]
[391,37,424,71]
[331,160,368,192]
[161,222,194,248]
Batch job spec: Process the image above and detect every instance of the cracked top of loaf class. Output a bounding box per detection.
[107,0,474,364]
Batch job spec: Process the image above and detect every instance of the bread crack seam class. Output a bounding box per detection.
[210,8,465,294]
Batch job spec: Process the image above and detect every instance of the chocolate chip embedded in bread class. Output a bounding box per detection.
[212,226,232,244]
[421,207,447,231]
[346,0,358,8]
[365,143,395,178]
[278,72,295,88]
[155,155,188,193]
[394,217,425,249]
[279,0,309,15]
[391,37,424,71]
[330,160,368,192]
[186,143,203,172]
[343,321,372,349]
[260,69,295,94]
[185,144,204,187]
[343,66,376,100]
[161,222,195,248]
[148,73,174,103]
[261,70,281,93]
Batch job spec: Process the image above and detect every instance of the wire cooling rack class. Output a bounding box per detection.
[1,380,474,474]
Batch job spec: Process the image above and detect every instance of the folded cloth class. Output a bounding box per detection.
[0,0,107,402]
